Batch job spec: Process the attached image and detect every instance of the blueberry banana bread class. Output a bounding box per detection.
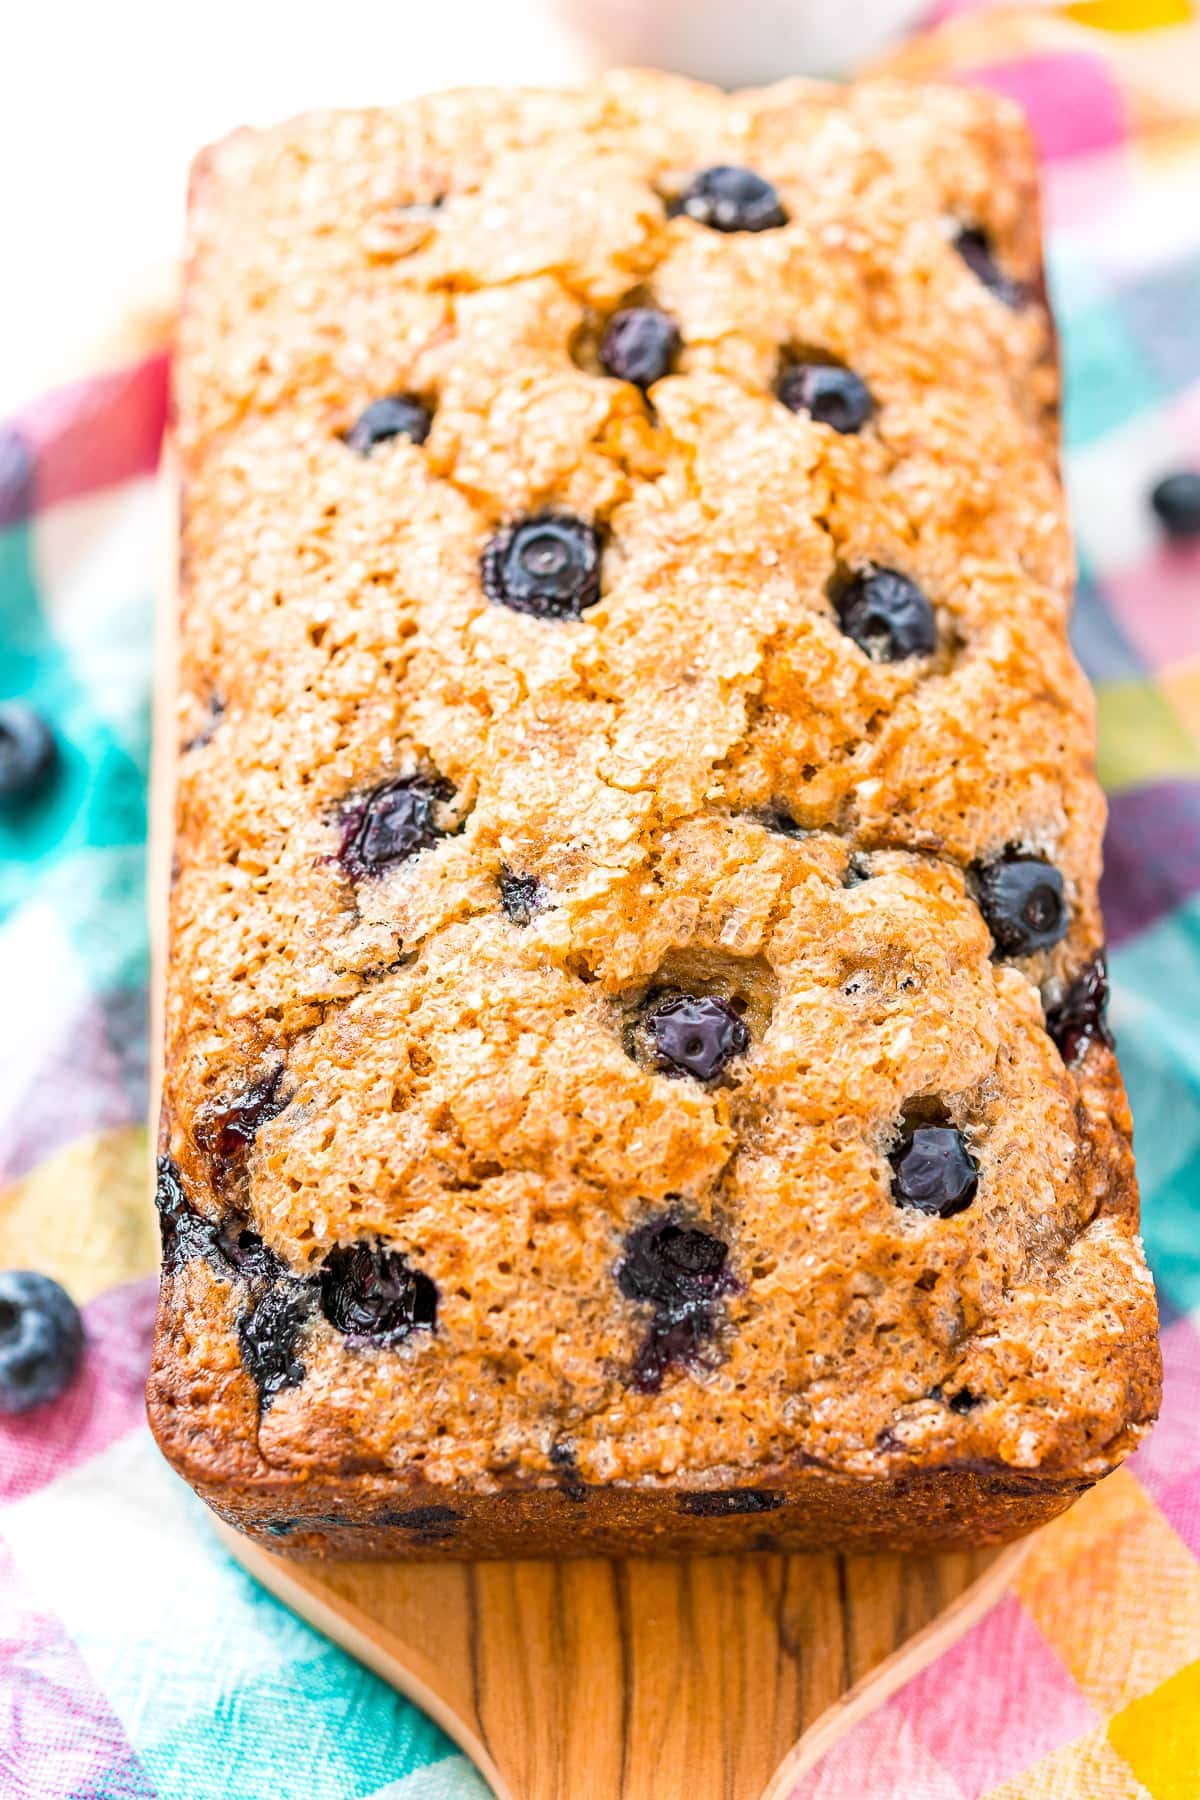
[148,70,1161,1559]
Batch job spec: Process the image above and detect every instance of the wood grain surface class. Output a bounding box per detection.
[221,1529,1026,1800]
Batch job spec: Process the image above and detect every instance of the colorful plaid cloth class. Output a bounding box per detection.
[2,6,1199,1797]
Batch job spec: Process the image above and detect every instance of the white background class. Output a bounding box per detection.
[0,0,928,411]
[0,1,585,409]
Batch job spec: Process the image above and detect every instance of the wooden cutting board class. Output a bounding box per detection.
[218,1529,1024,1799]
[151,467,1027,1800]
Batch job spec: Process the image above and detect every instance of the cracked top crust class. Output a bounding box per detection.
[154,70,1160,1507]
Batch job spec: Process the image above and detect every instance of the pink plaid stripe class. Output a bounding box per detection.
[786,1708,966,1799]
[0,1542,152,1799]
[7,354,167,524]
[1103,543,1200,671]
[949,52,1129,159]
[893,1594,1098,1797]
[1130,1315,1200,1553]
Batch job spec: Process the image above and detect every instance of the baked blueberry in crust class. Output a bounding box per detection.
[677,1489,784,1516]
[344,394,432,454]
[499,868,545,926]
[193,1067,290,1184]
[954,226,1023,307]
[973,855,1067,957]
[481,514,602,620]
[617,1216,734,1392]
[600,306,680,388]
[642,991,749,1082]
[337,775,454,879]
[238,1279,315,1406]
[319,1242,437,1346]
[890,1126,978,1218]
[777,362,873,434]
[672,166,788,233]
[1045,952,1114,1066]
[834,568,936,662]
[155,1156,219,1270]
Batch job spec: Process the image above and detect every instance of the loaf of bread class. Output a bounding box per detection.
[148,71,1160,1559]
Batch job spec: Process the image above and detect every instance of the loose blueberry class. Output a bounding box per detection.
[672,166,788,233]
[777,363,873,434]
[1045,952,1114,1067]
[499,868,545,927]
[482,514,602,620]
[344,395,432,455]
[834,568,936,662]
[617,1216,733,1393]
[600,307,681,388]
[338,774,452,879]
[1149,471,1200,542]
[320,1241,437,1345]
[974,855,1067,957]
[238,1280,315,1406]
[890,1125,978,1218]
[0,704,57,804]
[194,1067,289,1183]
[954,227,1022,308]
[678,1489,783,1516]
[0,1271,84,1415]
[155,1156,219,1271]
[644,991,749,1082]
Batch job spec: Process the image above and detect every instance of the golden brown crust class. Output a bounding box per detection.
[150,70,1160,1559]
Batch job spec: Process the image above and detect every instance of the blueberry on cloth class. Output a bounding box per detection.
[777,363,873,434]
[600,308,681,387]
[672,166,788,233]
[482,514,602,620]
[645,992,749,1082]
[834,568,936,662]
[0,1272,84,1414]
[1149,471,1200,542]
[0,703,57,803]
[974,855,1067,957]
[890,1126,978,1218]
[344,395,432,454]
[320,1242,437,1346]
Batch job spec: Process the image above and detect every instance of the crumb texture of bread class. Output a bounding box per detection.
[149,70,1160,1559]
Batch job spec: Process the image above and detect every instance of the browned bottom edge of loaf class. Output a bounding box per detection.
[163,1457,1090,1561]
